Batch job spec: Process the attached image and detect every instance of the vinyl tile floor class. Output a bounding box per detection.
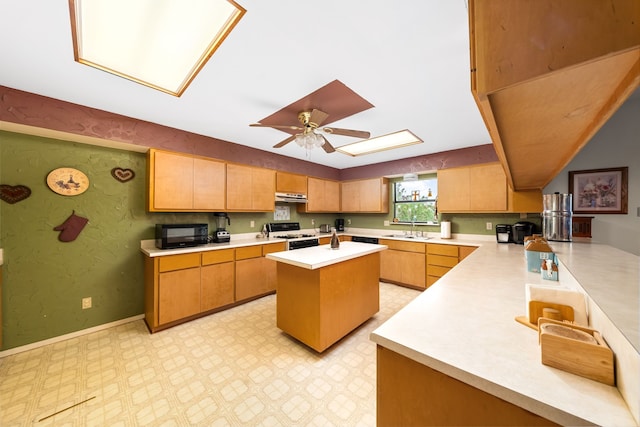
[0,282,419,426]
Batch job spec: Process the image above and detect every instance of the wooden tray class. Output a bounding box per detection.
[538,318,614,386]
[515,300,575,331]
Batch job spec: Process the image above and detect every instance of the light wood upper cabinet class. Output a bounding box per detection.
[438,162,541,213]
[340,177,389,213]
[226,164,275,211]
[148,149,225,212]
[276,172,307,194]
[438,163,506,212]
[299,177,341,213]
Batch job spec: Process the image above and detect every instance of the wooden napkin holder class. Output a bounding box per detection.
[515,300,575,331]
[538,318,614,386]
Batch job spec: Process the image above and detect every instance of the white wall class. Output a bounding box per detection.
[544,93,640,256]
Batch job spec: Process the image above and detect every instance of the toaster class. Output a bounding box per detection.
[319,224,332,233]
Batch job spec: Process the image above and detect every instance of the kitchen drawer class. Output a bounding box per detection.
[427,243,458,257]
[262,242,286,255]
[459,245,477,261]
[201,249,235,266]
[380,239,426,253]
[235,245,262,260]
[428,265,452,278]
[427,254,458,267]
[158,253,201,272]
[428,254,458,268]
[426,275,440,287]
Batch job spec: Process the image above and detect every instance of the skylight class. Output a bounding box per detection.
[336,130,423,156]
[69,0,246,96]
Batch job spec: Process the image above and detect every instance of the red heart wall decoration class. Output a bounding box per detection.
[111,168,135,182]
[0,184,32,204]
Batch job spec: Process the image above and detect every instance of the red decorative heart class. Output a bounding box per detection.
[0,184,32,204]
[111,168,135,182]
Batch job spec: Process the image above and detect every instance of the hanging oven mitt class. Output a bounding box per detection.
[54,210,88,242]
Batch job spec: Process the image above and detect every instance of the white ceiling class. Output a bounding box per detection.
[2,1,498,169]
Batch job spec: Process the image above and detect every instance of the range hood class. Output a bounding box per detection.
[275,192,308,203]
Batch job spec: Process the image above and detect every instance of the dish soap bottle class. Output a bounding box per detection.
[330,227,340,250]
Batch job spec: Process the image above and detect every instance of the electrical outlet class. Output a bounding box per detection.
[311,219,315,226]
[384,220,390,226]
[347,219,351,225]
[486,222,493,230]
[250,220,255,228]
[82,297,92,309]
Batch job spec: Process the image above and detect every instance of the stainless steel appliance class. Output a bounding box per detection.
[351,236,379,244]
[213,212,231,243]
[542,192,572,242]
[267,222,319,250]
[495,224,513,243]
[335,218,345,231]
[513,221,537,244]
[155,223,208,249]
[275,192,308,203]
[319,224,331,233]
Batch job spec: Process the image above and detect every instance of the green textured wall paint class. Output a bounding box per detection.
[0,131,542,350]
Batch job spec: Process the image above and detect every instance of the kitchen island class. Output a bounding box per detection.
[266,241,387,352]
[370,240,639,426]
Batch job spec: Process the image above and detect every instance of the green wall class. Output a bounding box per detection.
[0,131,539,350]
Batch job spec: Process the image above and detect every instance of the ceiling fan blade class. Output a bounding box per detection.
[273,134,297,148]
[309,109,329,126]
[322,127,370,139]
[250,123,303,132]
[320,135,336,153]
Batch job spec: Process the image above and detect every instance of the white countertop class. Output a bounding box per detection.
[370,241,639,426]
[140,235,287,257]
[265,241,387,270]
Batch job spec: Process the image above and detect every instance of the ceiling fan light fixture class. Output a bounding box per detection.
[336,129,423,156]
[295,132,325,149]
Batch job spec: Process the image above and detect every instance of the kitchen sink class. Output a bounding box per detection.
[383,234,430,240]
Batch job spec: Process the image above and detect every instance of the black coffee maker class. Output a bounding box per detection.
[213,212,231,243]
[335,218,345,232]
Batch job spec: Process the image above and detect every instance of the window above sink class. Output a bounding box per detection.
[393,176,438,225]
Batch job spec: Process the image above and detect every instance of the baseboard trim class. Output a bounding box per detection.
[0,314,145,359]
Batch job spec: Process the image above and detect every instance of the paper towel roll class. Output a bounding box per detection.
[440,221,451,239]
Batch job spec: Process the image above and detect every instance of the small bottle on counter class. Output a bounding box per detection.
[330,227,340,250]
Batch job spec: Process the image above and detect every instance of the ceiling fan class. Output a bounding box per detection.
[250,109,370,153]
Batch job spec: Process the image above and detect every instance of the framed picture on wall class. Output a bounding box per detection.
[569,167,628,214]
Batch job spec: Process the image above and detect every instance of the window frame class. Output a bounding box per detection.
[392,177,438,225]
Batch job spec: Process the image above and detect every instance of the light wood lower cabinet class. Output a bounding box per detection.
[144,242,284,333]
[201,249,235,312]
[426,244,477,287]
[235,242,284,302]
[379,239,426,289]
[377,345,557,426]
[156,253,201,325]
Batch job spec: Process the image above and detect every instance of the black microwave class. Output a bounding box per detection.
[155,224,208,249]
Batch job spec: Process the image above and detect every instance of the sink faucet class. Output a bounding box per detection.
[410,215,416,236]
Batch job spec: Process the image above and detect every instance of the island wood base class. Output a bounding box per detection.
[376,346,559,426]
[276,252,380,352]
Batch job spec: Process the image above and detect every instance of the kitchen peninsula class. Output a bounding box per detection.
[266,241,387,352]
[371,241,639,426]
